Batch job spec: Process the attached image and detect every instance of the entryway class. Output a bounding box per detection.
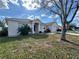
[34,23,39,33]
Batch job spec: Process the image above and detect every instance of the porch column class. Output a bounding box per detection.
[32,22,35,34]
[38,23,40,32]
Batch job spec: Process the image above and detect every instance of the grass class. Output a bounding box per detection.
[0,34,79,59]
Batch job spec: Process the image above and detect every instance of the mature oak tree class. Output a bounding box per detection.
[36,0,79,40]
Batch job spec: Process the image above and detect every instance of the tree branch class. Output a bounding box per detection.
[53,0,61,10]
[71,7,77,9]
[46,6,61,16]
[65,0,68,17]
[50,9,61,16]
[66,0,74,17]
[68,7,79,24]
[59,0,65,16]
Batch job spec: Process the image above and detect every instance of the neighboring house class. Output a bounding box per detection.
[68,24,79,30]
[44,22,59,32]
[6,18,59,37]
[0,20,7,31]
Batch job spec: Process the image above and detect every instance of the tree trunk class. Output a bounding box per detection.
[61,23,67,40]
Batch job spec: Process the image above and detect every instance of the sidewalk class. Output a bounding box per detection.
[66,32,79,36]
[47,32,79,36]
[57,32,79,36]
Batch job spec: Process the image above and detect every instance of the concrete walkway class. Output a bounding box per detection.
[46,33,55,35]
[66,32,79,36]
[46,32,79,36]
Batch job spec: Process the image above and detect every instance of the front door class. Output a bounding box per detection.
[34,23,39,33]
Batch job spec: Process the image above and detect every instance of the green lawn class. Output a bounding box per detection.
[0,34,79,59]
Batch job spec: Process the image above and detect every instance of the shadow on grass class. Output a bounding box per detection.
[62,39,79,47]
[0,34,48,43]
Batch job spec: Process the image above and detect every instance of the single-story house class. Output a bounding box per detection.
[6,18,59,37]
[44,22,59,32]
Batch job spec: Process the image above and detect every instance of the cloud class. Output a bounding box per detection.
[27,15,34,20]
[22,0,40,10]
[76,10,79,17]
[0,0,19,9]
[48,16,52,18]
[48,14,59,19]
[41,14,46,17]
[35,16,40,19]
[27,15,41,20]
[47,2,53,7]
[9,0,19,6]
[74,10,79,20]
[0,0,41,10]
[0,0,9,9]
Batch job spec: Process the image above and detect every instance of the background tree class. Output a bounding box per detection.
[0,20,8,36]
[37,0,79,40]
[0,21,4,27]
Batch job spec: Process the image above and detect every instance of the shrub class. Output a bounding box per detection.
[56,29,61,32]
[0,27,8,36]
[39,31,42,33]
[44,28,51,33]
[18,24,32,35]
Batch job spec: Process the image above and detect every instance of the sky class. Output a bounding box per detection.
[0,0,79,26]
